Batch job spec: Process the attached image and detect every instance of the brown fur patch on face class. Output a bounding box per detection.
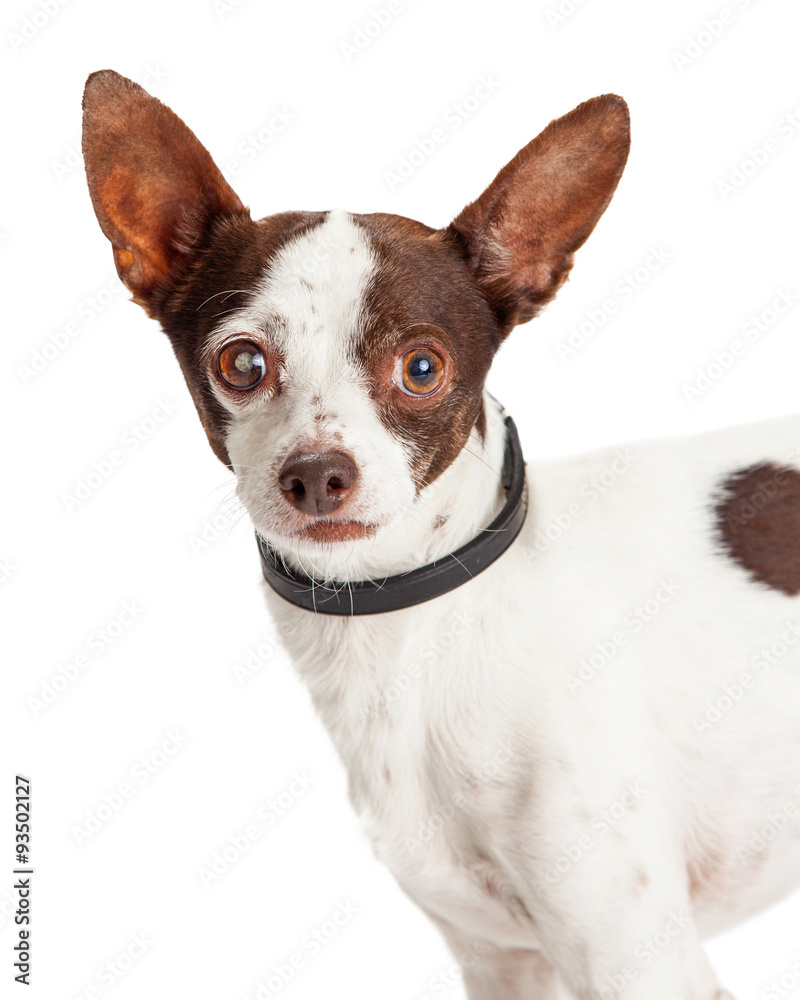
[715,462,800,596]
[157,211,327,466]
[352,213,502,491]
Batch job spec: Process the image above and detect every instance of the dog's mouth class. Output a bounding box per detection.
[287,519,378,544]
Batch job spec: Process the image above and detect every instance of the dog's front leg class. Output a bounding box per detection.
[430,906,732,1000]
[538,907,732,1000]
[512,818,734,1000]
[438,927,730,1000]
[431,920,570,1000]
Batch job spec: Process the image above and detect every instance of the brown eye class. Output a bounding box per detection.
[397,348,444,396]
[218,340,266,389]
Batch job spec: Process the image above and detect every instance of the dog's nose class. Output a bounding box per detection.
[278,451,358,515]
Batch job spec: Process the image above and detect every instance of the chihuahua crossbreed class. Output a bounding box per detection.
[82,71,800,999]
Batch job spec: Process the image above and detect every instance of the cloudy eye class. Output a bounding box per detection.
[397,348,445,396]
[218,340,266,389]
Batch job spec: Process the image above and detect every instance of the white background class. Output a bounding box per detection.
[3,0,800,997]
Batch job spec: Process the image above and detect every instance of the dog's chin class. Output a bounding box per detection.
[260,518,384,581]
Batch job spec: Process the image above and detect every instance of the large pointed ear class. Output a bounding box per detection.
[447,95,630,336]
[82,70,249,314]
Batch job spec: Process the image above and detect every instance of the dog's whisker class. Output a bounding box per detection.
[195,288,255,311]
[461,444,503,480]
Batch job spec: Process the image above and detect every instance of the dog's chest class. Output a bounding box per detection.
[266,581,543,946]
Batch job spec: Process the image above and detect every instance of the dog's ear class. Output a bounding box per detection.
[447,95,630,336]
[82,70,249,315]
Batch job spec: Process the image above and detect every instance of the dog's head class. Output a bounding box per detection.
[82,71,629,574]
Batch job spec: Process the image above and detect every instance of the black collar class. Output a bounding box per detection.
[257,414,528,616]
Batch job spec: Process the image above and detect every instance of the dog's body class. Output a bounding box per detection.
[82,72,800,999]
[270,394,800,999]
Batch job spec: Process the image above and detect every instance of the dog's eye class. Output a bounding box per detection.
[218,340,266,389]
[397,349,444,396]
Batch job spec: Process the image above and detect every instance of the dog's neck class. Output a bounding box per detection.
[274,392,510,585]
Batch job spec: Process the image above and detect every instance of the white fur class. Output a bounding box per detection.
[264,406,800,1000]
[215,214,800,1000]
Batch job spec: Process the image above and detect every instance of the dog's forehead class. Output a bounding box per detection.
[255,209,375,364]
[201,208,497,375]
[282,209,475,322]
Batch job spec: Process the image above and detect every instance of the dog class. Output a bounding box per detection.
[82,70,800,1000]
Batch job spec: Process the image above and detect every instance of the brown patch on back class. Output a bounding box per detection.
[715,463,800,596]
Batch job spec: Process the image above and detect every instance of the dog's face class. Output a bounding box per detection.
[82,72,629,570]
